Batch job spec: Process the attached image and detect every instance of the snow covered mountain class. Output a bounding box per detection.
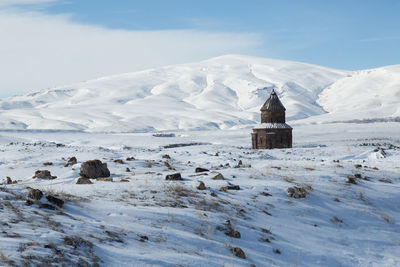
[0,55,399,132]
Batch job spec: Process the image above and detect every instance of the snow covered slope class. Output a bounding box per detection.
[315,65,400,122]
[0,55,347,132]
[0,55,399,132]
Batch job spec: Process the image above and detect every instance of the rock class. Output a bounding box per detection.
[76,177,93,184]
[162,154,171,159]
[231,247,246,259]
[46,195,64,208]
[6,176,12,184]
[346,176,357,184]
[139,235,148,242]
[212,173,225,180]
[40,203,56,210]
[195,167,209,173]
[126,157,135,161]
[126,167,131,172]
[354,173,362,178]
[219,184,240,192]
[226,229,241,238]
[287,186,309,198]
[273,248,281,254]
[64,157,77,167]
[33,170,57,179]
[234,160,243,168]
[354,164,362,169]
[43,162,53,166]
[165,173,182,181]
[96,177,113,182]
[80,160,110,179]
[227,185,240,190]
[28,188,43,200]
[114,159,124,164]
[120,178,129,182]
[197,181,206,190]
[219,185,240,192]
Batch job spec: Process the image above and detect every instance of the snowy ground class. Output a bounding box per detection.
[0,122,399,266]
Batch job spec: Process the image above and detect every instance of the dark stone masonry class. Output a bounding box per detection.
[252,89,293,149]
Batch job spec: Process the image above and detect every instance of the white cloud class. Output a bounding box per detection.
[0,0,56,6]
[0,6,262,97]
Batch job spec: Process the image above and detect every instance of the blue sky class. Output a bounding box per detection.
[35,0,400,70]
[0,0,399,96]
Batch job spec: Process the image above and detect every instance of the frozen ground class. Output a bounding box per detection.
[0,122,399,266]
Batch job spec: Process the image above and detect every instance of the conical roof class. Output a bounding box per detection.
[260,89,286,111]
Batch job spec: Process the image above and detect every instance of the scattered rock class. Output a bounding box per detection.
[224,220,241,238]
[354,173,362,179]
[6,176,12,184]
[261,192,272,197]
[126,157,135,161]
[46,195,64,208]
[226,230,241,238]
[139,235,148,242]
[346,176,357,184]
[197,181,206,190]
[195,167,209,173]
[64,156,77,167]
[287,185,311,198]
[231,247,246,259]
[80,160,110,179]
[165,173,182,181]
[33,170,57,179]
[120,178,130,182]
[126,167,131,172]
[96,177,113,182]
[234,160,243,168]
[354,164,362,169]
[273,248,281,254]
[162,154,171,159]
[219,185,240,192]
[114,159,124,164]
[28,188,43,200]
[76,177,93,184]
[25,199,34,206]
[43,162,53,166]
[40,203,56,210]
[212,173,225,180]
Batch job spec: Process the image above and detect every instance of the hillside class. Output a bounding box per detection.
[0,55,348,132]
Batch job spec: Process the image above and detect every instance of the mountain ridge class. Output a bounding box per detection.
[0,55,398,132]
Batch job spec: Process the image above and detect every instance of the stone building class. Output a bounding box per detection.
[251,89,292,149]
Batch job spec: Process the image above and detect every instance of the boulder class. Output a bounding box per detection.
[165,173,182,181]
[287,186,309,198]
[197,181,206,190]
[28,188,43,200]
[64,157,77,167]
[212,173,225,180]
[231,247,246,259]
[33,170,57,179]
[46,195,64,208]
[80,160,110,179]
[195,167,209,173]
